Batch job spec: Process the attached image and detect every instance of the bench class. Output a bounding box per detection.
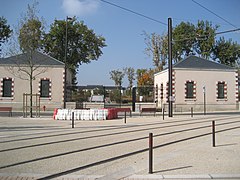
[0,107,12,117]
[140,108,156,116]
[115,108,132,117]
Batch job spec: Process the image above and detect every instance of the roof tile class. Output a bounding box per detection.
[0,51,64,66]
[174,55,234,70]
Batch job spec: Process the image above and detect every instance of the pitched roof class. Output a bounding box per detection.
[173,55,234,70]
[0,51,64,66]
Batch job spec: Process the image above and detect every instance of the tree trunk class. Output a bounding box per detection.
[30,73,33,118]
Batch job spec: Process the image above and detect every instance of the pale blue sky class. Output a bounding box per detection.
[1,0,240,86]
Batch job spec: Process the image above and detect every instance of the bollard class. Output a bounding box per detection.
[72,112,74,128]
[191,107,193,117]
[124,111,127,124]
[149,133,153,174]
[212,121,215,147]
[163,108,165,120]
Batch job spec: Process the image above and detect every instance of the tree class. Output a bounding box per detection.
[213,37,240,67]
[136,68,154,100]
[43,18,106,85]
[172,20,218,61]
[124,67,135,89]
[7,2,45,117]
[136,69,154,87]
[143,31,168,71]
[172,22,196,62]
[109,69,125,86]
[109,69,125,103]
[195,20,218,59]
[145,20,221,67]
[0,16,12,56]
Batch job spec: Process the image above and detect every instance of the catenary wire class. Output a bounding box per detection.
[192,0,238,29]
[100,0,167,26]
[173,28,240,42]
[99,0,239,43]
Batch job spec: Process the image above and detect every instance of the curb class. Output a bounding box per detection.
[1,173,240,180]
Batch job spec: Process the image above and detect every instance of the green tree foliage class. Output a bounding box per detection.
[11,2,45,117]
[71,89,91,102]
[110,89,121,103]
[43,18,106,84]
[19,19,43,52]
[18,2,44,52]
[124,67,135,89]
[195,20,218,59]
[109,69,125,103]
[143,31,168,71]
[146,20,239,68]
[172,20,218,61]
[0,16,12,56]
[109,69,125,86]
[213,37,240,67]
[172,22,195,62]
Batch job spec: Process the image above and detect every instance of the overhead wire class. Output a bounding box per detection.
[99,0,239,43]
[192,0,238,29]
[99,0,167,26]
[215,28,240,35]
[173,28,240,42]
[172,17,232,28]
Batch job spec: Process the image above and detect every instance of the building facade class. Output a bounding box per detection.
[154,56,238,112]
[0,51,72,111]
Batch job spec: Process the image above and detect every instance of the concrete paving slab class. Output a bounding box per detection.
[97,167,134,180]
[210,174,240,179]
[1,174,240,180]
[0,114,239,179]
[162,174,211,179]
[124,174,164,180]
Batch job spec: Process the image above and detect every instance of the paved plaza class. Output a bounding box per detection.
[0,112,240,179]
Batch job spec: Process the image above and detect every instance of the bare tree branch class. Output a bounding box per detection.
[143,31,168,72]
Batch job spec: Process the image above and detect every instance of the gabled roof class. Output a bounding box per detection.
[0,51,64,66]
[173,55,234,70]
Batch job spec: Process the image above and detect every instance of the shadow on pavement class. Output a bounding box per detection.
[1,125,239,179]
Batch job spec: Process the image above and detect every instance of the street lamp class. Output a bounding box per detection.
[64,16,73,109]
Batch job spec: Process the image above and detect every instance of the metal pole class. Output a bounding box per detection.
[132,87,136,112]
[203,86,206,115]
[124,111,126,124]
[64,16,68,109]
[168,17,173,117]
[212,121,215,147]
[103,86,106,108]
[35,93,37,117]
[72,112,74,128]
[163,108,165,120]
[204,91,206,115]
[149,133,153,174]
[38,94,40,117]
[26,94,28,117]
[23,93,25,117]
[120,85,122,108]
[191,107,193,117]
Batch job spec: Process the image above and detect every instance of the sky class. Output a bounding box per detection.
[1,0,240,87]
